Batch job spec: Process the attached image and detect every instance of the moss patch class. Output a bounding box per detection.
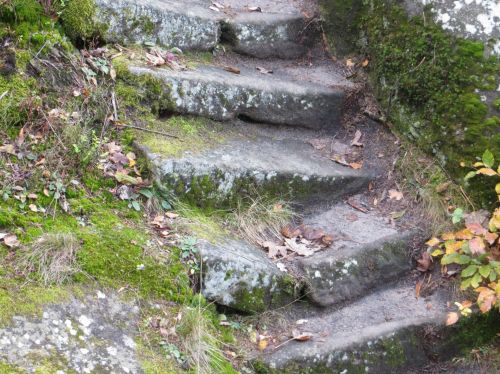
[320,0,499,207]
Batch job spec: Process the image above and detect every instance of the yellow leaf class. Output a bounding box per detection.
[426,237,440,247]
[431,249,444,257]
[473,162,484,167]
[446,312,459,326]
[496,183,500,195]
[258,339,268,351]
[444,240,463,254]
[455,229,473,240]
[442,232,456,241]
[477,168,497,176]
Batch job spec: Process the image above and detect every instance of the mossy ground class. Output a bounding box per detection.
[320,0,499,207]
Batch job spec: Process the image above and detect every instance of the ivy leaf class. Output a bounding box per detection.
[470,272,482,288]
[464,171,477,181]
[461,265,478,277]
[451,208,464,224]
[482,149,494,168]
[478,265,491,278]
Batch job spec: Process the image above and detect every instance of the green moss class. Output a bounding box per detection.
[60,0,102,43]
[233,286,266,313]
[0,280,70,326]
[0,73,39,130]
[352,0,500,207]
[0,361,24,373]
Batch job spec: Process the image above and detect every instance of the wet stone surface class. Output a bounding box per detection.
[0,291,142,373]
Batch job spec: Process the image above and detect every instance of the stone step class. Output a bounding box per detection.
[199,239,296,314]
[129,64,346,129]
[138,121,372,209]
[255,283,450,373]
[95,0,315,59]
[299,202,420,307]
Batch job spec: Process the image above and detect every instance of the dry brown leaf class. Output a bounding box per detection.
[307,138,330,151]
[0,144,16,155]
[388,189,404,201]
[292,329,313,341]
[417,252,432,272]
[446,312,459,326]
[346,59,355,67]
[281,225,302,239]
[3,234,20,248]
[351,130,363,147]
[349,162,363,170]
[165,212,179,219]
[469,237,486,255]
[284,238,316,257]
[435,182,451,193]
[302,227,325,241]
[28,204,38,212]
[224,66,240,74]
[262,241,287,259]
[248,6,262,12]
[361,59,369,67]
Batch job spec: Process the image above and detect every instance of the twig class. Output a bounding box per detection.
[117,124,181,139]
[111,91,118,121]
[0,90,8,101]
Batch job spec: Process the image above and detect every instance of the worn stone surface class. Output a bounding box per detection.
[95,0,220,50]
[224,12,314,59]
[0,290,142,373]
[140,123,371,208]
[405,0,500,53]
[130,64,346,129]
[199,239,294,313]
[299,203,417,306]
[95,0,315,58]
[257,283,448,373]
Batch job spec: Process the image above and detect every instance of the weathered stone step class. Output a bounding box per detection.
[130,64,346,129]
[139,121,371,209]
[256,284,450,373]
[199,239,296,314]
[299,203,419,307]
[95,0,315,58]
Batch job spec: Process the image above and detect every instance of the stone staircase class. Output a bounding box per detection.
[95,0,470,372]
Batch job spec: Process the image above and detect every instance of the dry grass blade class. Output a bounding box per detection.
[18,232,81,285]
[176,304,228,373]
[233,196,298,246]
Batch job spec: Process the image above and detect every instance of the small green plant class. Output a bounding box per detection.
[428,150,499,323]
[180,236,199,274]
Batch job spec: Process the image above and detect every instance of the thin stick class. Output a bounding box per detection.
[0,90,8,101]
[111,91,118,121]
[117,124,181,139]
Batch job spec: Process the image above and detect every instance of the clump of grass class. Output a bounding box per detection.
[18,232,81,285]
[176,298,235,373]
[232,196,297,246]
[397,143,471,233]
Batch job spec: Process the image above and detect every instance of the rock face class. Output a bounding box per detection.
[199,239,295,313]
[0,291,142,373]
[404,0,500,53]
[129,65,346,129]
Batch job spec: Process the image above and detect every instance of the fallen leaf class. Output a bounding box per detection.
[27,193,38,199]
[435,182,451,193]
[3,234,20,248]
[258,339,268,351]
[0,144,16,155]
[469,237,486,255]
[390,210,406,220]
[223,66,240,74]
[350,130,363,147]
[308,138,330,150]
[346,59,355,67]
[28,204,38,212]
[346,213,358,222]
[415,280,422,299]
[256,66,273,74]
[417,252,432,272]
[446,312,459,326]
[248,6,262,12]
[281,225,302,239]
[284,238,316,257]
[262,241,287,258]
[321,234,334,247]
[0,233,8,240]
[276,262,287,272]
[349,162,363,170]
[361,59,369,67]
[388,189,404,201]
[302,227,325,241]
[295,319,308,325]
[426,237,441,247]
[292,329,313,341]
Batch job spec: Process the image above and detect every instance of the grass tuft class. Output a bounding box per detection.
[18,232,81,285]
